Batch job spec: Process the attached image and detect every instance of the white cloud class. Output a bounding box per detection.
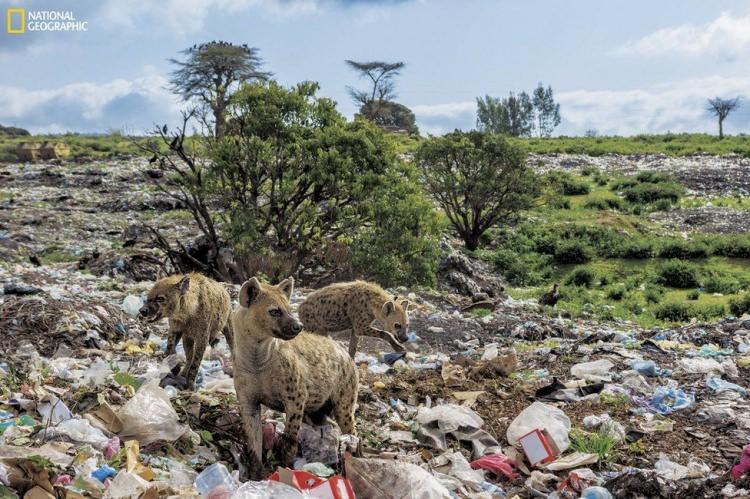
[558,76,750,136]
[410,76,750,136]
[0,71,182,134]
[618,12,750,58]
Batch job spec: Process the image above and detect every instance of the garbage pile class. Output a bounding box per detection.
[2,157,750,497]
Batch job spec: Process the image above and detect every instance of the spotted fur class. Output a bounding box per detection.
[232,277,358,477]
[139,273,232,390]
[298,280,410,357]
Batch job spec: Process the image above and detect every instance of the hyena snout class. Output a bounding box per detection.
[139,302,162,321]
[275,315,303,340]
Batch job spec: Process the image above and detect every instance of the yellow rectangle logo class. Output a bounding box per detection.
[7,8,25,34]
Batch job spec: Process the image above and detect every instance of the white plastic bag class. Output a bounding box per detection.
[42,418,110,451]
[231,481,303,498]
[118,381,186,445]
[345,457,452,499]
[506,402,571,452]
[570,359,614,382]
[416,404,483,433]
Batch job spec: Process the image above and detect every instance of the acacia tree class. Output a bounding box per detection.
[346,60,404,105]
[417,131,539,250]
[476,92,534,137]
[169,41,271,138]
[706,96,740,139]
[532,83,561,137]
[345,60,419,135]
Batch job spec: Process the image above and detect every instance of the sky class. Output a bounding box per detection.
[2,0,750,136]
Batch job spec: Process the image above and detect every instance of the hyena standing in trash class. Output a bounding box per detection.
[298,280,410,358]
[139,273,232,390]
[231,277,358,477]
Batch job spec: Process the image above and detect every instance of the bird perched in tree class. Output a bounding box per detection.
[539,283,560,307]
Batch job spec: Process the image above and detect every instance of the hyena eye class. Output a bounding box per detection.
[394,323,402,330]
[155,296,166,303]
[269,309,282,318]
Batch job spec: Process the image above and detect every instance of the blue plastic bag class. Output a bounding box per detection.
[706,377,747,396]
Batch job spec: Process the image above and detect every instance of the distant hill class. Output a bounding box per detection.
[0,124,30,136]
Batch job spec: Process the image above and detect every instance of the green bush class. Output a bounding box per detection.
[635,171,672,184]
[644,284,665,304]
[554,239,594,263]
[584,195,624,211]
[692,302,725,320]
[620,240,653,259]
[489,249,553,286]
[566,267,597,287]
[687,290,700,300]
[547,196,571,210]
[654,301,692,322]
[711,236,750,258]
[657,259,700,288]
[703,274,742,295]
[607,286,627,301]
[622,182,684,204]
[730,293,750,316]
[580,165,599,176]
[657,239,710,259]
[562,177,591,195]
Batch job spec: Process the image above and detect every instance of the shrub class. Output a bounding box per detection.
[581,165,599,176]
[584,195,624,211]
[730,293,750,316]
[566,267,597,287]
[692,302,725,320]
[657,259,700,288]
[654,301,692,322]
[489,249,553,286]
[561,177,591,195]
[622,182,684,204]
[644,284,665,304]
[554,239,594,263]
[417,130,538,250]
[607,286,627,301]
[620,240,653,259]
[703,274,742,295]
[635,171,672,184]
[711,235,750,258]
[547,196,571,210]
[657,239,710,259]
[687,290,700,300]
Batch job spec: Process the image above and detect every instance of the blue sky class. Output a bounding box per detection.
[2,0,750,135]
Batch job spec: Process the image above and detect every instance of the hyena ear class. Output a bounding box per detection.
[177,275,190,295]
[400,299,409,310]
[277,277,294,300]
[239,278,262,308]
[382,300,395,316]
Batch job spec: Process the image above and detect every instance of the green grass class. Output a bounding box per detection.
[570,428,620,467]
[511,133,750,157]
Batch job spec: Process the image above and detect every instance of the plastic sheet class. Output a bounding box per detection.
[345,457,452,499]
[118,381,187,445]
[506,402,571,452]
[231,480,303,498]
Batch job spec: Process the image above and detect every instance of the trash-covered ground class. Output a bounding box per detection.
[2,157,750,498]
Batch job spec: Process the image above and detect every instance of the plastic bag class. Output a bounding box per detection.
[706,377,747,396]
[570,359,614,382]
[679,357,723,374]
[297,423,340,466]
[118,381,186,445]
[470,452,518,480]
[630,360,670,377]
[345,457,452,499]
[195,463,239,498]
[507,402,571,452]
[731,444,750,479]
[638,387,694,415]
[42,417,110,451]
[232,481,303,498]
[104,471,150,499]
[121,295,144,317]
[416,404,483,433]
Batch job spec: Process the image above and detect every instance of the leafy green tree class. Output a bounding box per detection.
[209,81,440,282]
[169,41,271,138]
[532,83,561,137]
[416,131,539,250]
[358,100,419,135]
[476,92,534,137]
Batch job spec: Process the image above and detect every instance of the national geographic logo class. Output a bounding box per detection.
[6,8,88,34]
